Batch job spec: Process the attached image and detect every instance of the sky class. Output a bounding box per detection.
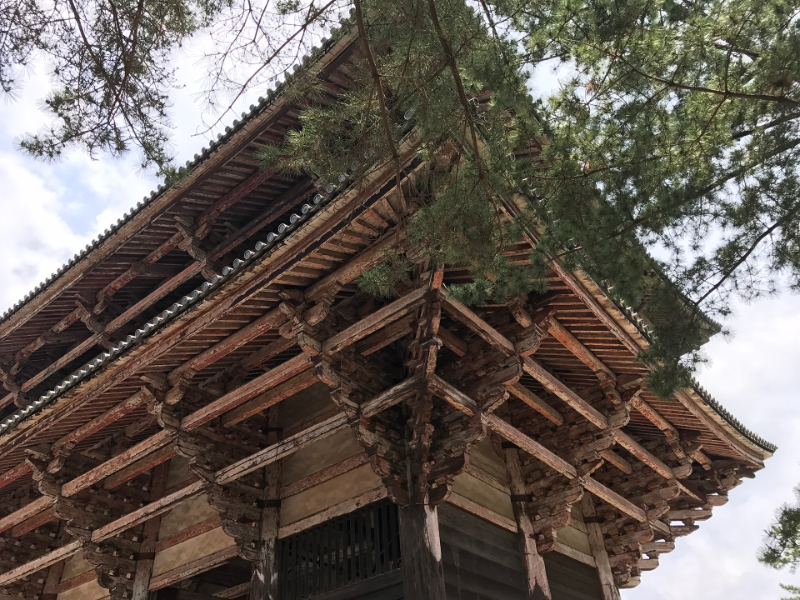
[0,37,798,600]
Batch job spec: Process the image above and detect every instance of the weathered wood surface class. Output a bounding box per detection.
[505,444,552,600]
[250,406,281,600]
[398,501,447,600]
[582,494,621,600]
[0,540,81,586]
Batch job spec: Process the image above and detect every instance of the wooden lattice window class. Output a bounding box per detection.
[279,499,402,600]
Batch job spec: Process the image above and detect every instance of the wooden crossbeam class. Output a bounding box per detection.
[581,477,647,523]
[106,263,202,334]
[547,317,616,383]
[321,287,427,354]
[0,496,54,535]
[91,480,206,543]
[216,412,349,484]
[181,353,312,430]
[52,387,154,455]
[209,180,314,261]
[222,369,318,427]
[613,431,674,480]
[9,507,55,538]
[599,449,633,475]
[103,444,177,490]
[62,429,174,497]
[0,540,81,586]
[429,375,478,417]
[521,357,608,429]
[438,293,516,356]
[482,413,577,479]
[506,383,564,426]
[0,461,32,492]
[170,307,287,384]
[361,376,422,418]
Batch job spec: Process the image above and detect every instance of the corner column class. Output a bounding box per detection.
[582,494,621,600]
[250,406,282,600]
[398,497,447,600]
[504,444,552,600]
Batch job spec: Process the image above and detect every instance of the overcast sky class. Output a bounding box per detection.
[0,41,798,600]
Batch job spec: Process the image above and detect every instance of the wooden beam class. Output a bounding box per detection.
[506,383,564,426]
[306,227,408,302]
[52,387,154,454]
[613,431,674,480]
[104,444,176,490]
[181,353,312,431]
[437,327,467,357]
[222,369,317,427]
[281,453,370,499]
[216,412,348,484]
[170,307,286,384]
[105,263,201,335]
[62,429,174,497]
[482,413,577,479]
[439,293,516,356]
[547,318,615,383]
[581,478,647,522]
[505,444,552,600]
[198,167,280,227]
[321,287,427,354]
[0,461,32,492]
[9,507,55,537]
[599,450,633,475]
[0,496,54,535]
[0,540,81,586]
[581,494,621,600]
[92,480,206,543]
[521,357,607,429]
[398,499,447,600]
[429,375,478,417]
[361,376,422,418]
[277,487,387,539]
[149,546,240,591]
[21,332,101,393]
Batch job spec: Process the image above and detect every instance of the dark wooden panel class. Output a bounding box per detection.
[438,505,603,600]
[438,505,526,600]
[544,553,603,600]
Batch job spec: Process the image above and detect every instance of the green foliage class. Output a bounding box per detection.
[781,584,800,600]
[5,0,800,395]
[356,254,412,298]
[760,485,800,572]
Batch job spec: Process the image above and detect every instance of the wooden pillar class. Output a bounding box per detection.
[250,406,281,600]
[131,460,170,599]
[504,444,551,600]
[398,497,447,600]
[581,493,621,600]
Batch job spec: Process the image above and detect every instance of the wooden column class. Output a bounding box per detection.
[581,493,621,600]
[398,497,447,600]
[131,460,170,599]
[504,444,552,600]
[250,406,281,600]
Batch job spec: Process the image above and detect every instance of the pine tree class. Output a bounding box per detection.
[2,0,799,396]
[760,484,800,598]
